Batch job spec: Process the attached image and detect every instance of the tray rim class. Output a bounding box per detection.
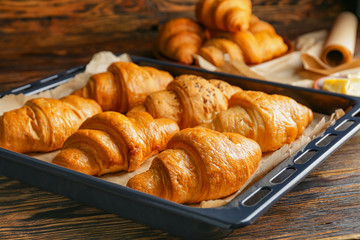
[1,54,360,238]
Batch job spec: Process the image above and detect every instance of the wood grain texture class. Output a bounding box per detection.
[0,0,356,56]
[0,2,356,54]
[229,134,360,239]
[1,0,360,239]
[0,133,359,239]
[0,0,357,92]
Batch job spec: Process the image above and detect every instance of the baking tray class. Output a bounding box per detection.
[1,55,360,239]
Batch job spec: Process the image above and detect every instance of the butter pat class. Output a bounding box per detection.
[322,76,360,97]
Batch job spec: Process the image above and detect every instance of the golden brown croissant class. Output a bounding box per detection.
[52,111,179,176]
[207,78,243,99]
[196,0,252,32]
[155,17,206,65]
[127,75,242,129]
[249,14,276,34]
[202,90,314,152]
[0,95,102,153]
[210,29,288,64]
[197,38,244,67]
[72,62,173,113]
[127,127,262,204]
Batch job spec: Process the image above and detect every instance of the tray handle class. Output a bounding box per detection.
[225,106,360,227]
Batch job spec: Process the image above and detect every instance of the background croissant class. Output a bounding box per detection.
[209,26,288,64]
[0,95,102,154]
[52,111,179,176]
[197,38,244,67]
[155,17,206,65]
[72,61,174,113]
[127,127,262,204]
[202,90,314,152]
[249,14,276,34]
[127,74,242,129]
[196,0,252,32]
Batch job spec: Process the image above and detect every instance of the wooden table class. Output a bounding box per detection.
[1,48,360,240]
[1,1,360,239]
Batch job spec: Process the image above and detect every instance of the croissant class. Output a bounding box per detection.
[196,0,252,32]
[202,90,313,152]
[155,17,206,65]
[197,38,244,67]
[249,14,276,34]
[127,74,242,129]
[210,29,288,64]
[52,111,179,176]
[207,78,243,100]
[72,62,174,112]
[205,13,288,65]
[127,127,262,204]
[0,95,102,153]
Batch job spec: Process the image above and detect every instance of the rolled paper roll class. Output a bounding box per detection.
[321,11,358,67]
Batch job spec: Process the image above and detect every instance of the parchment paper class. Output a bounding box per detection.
[0,51,344,208]
[196,11,359,88]
[320,11,358,67]
[0,51,131,114]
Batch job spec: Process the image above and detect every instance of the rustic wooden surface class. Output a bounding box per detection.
[1,0,360,239]
[0,0,357,92]
[1,135,360,240]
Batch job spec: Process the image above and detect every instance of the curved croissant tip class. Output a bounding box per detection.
[127,169,163,197]
[52,148,97,176]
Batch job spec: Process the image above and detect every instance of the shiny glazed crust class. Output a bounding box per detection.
[72,62,174,112]
[0,95,102,153]
[198,38,244,67]
[127,127,262,204]
[127,74,242,129]
[155,18,205,65]
[210,29,288,65]
[196,0,252,32]
[52,111,179,175]
[202,90,314,152]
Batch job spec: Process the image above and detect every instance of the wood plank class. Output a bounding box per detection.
[0,132,359,239]
[0,1,359,239]
[0,0,355,56]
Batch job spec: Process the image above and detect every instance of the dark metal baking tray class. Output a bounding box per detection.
[0,55,359,239]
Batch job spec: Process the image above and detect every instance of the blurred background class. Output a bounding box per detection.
[0,0,358,91]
